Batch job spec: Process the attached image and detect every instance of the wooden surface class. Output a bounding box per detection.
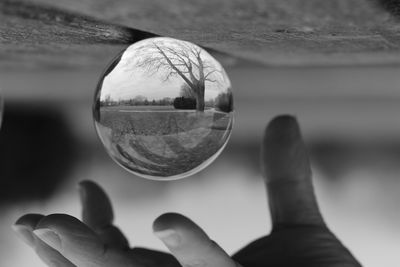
[1,0,400,70]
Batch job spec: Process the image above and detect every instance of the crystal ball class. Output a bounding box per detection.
[93,37,234,180]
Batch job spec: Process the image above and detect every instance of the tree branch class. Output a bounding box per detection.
[154,43,195,88]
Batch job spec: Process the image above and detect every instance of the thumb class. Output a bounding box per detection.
[153,213,241,267]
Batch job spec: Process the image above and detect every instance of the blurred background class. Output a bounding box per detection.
[1,0,400,266]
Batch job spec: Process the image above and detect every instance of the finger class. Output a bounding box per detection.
[80,180,113,228]
[262,115,324,228]
[153,213,241,267]
[79,180,129,249]
[13,214,43,247]
[131,248,180,267]
[33,213,125,267]
[13,214,75,267]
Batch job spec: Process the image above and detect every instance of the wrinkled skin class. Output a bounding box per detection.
[13,115,362,267]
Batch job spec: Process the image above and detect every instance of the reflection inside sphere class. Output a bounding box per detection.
[93,37,234,180]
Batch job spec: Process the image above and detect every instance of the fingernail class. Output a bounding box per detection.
[154,229,181,248]
[265,115,300,143]
[263,115,310,181]
[33,229,61,251]
[12,224,35,247]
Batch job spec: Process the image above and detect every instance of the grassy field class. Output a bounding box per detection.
[103,105,176,112]
[99,106,233,178]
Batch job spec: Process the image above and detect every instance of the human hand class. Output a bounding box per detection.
[232,115,362,267]
[12,181,239,267]
[12,115,361,267]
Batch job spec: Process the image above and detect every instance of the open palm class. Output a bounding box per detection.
[13,115,361,267]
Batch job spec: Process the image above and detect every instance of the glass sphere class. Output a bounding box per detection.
[93,37,234,180]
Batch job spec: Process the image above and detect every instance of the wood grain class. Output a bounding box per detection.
[1,0,400,69]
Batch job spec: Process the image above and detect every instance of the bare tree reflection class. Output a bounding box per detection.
[126,39,223,111]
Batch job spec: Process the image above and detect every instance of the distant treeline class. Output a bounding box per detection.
[173,91,233,112]
[214,91,233,112]
[100,90,233,113]
[100,95,173,107]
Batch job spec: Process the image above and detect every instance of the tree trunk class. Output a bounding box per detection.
[195,84,205,111]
